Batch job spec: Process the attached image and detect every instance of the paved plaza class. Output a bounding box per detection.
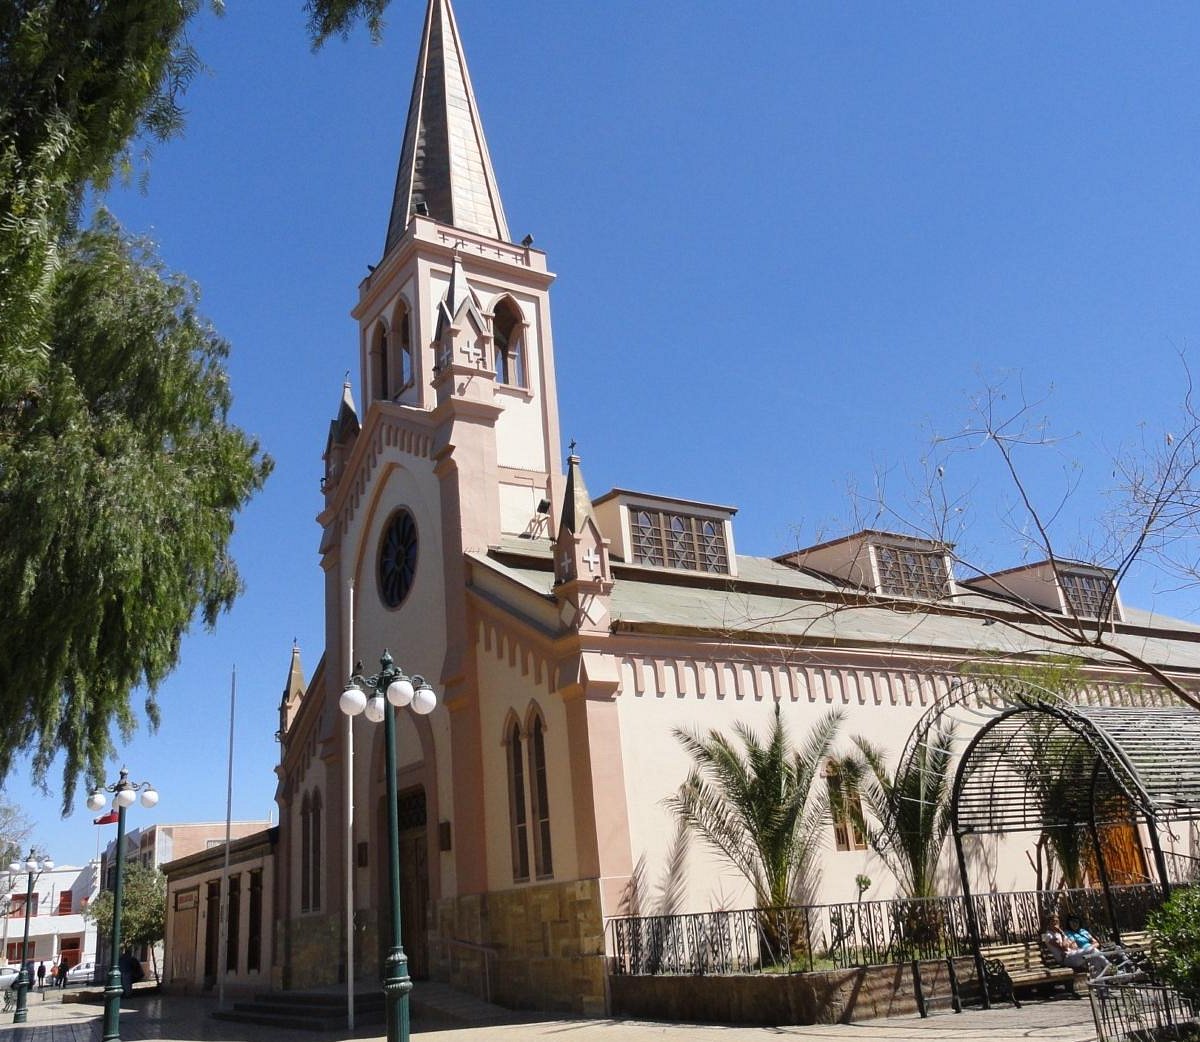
[0,989,1098,1042]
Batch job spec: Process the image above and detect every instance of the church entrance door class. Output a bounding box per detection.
[377,787,430,980]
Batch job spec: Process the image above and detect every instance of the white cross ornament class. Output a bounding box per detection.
[557,551,573,581]
[460,339,483,365]
[582,547,600,574]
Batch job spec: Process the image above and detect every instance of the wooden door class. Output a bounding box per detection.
[169,888,199,984]
[377,789,430,980]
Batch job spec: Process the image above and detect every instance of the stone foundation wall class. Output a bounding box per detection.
[610,958,970,1025]
[278,913,343,990]
[431,878,606,1015]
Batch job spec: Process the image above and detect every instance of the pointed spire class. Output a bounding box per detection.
[330,379,360,445]
[447,252,474,315]
[385,0,510,253]
[281,643,306,708]
[560,450,594,534]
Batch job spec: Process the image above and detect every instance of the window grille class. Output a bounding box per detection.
[1061,571,1116,620]
[874,545,950,599]
[630,509,729,574]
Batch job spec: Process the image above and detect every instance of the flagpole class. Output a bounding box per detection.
[346,581,355,1031]
[217,666,236,1011]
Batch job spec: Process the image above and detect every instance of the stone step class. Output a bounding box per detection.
[212,981,507,1032]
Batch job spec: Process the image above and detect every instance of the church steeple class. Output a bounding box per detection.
[384,0,510,254]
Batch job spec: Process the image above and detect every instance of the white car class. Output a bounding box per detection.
[0,965,19,989]
[65,961,98,986]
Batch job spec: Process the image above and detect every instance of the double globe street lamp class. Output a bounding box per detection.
[341,650,436,1042]
[6,850,53,1023]
[87,769,159,1042]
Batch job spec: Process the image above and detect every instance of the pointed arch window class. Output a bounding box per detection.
[372,325,390,401]
[529,714,554,879]
[395,302,414,394]
[299,792,312,912]
[492,299,526,389]
[505,718,530,882]
[310,788,323,910]
[299,787,324,913]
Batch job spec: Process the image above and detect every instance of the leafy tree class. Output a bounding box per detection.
[838,723,956,900]
[1148,885,1200,1003]
[0,3,270,805]
[667,704,842,958]
[0,800,32,872]
[84,864,166,975]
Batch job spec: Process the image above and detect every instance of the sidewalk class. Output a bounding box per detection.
[0,987,1098,1042]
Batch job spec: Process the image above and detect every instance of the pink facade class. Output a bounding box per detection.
[261,0,1200,1015]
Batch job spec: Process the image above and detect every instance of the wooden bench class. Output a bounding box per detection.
[978,941,1079,1008]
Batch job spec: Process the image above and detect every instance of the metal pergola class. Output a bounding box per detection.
[929,680,1200,1000]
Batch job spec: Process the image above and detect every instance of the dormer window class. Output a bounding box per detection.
[631,508,729,574]
[1061,570,1117,620]
[874,544,950,600]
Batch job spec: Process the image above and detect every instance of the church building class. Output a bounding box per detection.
[163,0,1200,1014]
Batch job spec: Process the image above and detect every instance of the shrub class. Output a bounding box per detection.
[1148,886,1200,1002]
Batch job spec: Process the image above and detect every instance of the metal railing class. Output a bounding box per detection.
[442,937,500,1003]
[607,883,1167,976]
[1090,982,1199,1042]
[1153,848,1200,885]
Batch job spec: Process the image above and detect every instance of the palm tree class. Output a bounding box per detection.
[666,703,843,960]
[840,722,957,900]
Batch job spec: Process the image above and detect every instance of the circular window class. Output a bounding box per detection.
[378,509,419,608]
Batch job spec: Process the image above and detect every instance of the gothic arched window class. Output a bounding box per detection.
[372,325,390,401]
[492,299,526,388]
[310,788,323,910]
[505,718,530,882]
[299,787,324,913]
[529,711,554,879]
[299,792,312,912]
[395,302,413,392]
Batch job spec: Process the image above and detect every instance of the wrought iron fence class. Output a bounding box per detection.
[1090,982,1200,1042]
[1153,848,1200,885]
[607,882,1166,976]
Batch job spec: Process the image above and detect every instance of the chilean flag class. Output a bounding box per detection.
[93,811,118,825]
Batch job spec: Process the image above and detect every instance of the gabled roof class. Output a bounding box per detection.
[384,0,510,253]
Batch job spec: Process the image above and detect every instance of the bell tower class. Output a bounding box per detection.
[341,0,564,546]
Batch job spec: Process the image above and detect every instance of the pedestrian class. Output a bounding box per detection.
[56,961,67,988]
[117,950,136,996]
[36,962,45,989]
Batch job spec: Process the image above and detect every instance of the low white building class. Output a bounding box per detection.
[2,862,99,972]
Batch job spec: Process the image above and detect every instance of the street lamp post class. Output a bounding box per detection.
[86,768,159,1042]
[340,650,437,1042]
[6,849,53,1023]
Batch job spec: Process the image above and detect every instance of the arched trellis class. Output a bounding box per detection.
[879,675,1200,1003]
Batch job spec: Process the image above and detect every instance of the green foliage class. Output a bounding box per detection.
[306,0,390,45]
[839,723,956,899]
[666,703,842,911]
[0,2,269,806]
[1148,885,1200,1003]
[0,214,272,806]
[85,864,166,949]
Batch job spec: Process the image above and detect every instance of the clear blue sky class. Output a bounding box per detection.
[10,1,1200,866]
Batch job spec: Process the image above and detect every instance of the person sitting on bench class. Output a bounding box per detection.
[1042,913,1111,977]
[1065,915,1141,974]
